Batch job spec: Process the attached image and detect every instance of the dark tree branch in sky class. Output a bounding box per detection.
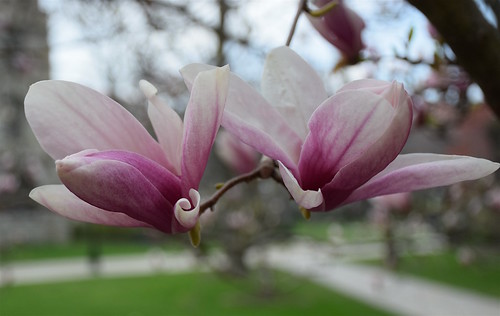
[408,0,500,119]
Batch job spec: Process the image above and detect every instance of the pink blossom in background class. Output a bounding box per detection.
[486,187,500,211]
[216,129,260,174]
[25,66,229,234]
[446,105,496,159]
[182,46,499,212]
[425,66,470,93]
[0,173,19,194]
[370,192,411,213]
[306,0,365,63]
[369,192,411,227]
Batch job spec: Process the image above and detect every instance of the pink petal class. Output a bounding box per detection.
[298,88,400,190]
[324,5,365,56]
[341,153,500,206]
[181,66,229,194]
[56,150,182,234]
[307,2,365,59]
[338,79,406,103]
[25,80,169,167]
[140,80,183,175]
[261,46,328,138]
[325,81,412,190]
[80,150,182,202]
[181,64,303,172]
[337,79,394,94]
[278,161,324,209]
[30,185,150,227]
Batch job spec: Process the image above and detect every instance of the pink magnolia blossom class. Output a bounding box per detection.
[307,0,365,62]
[181,46,499,212]
[25,66,229,234]
[368,193,411,227]
[370,192,411,213]
[0,173,19,194]
[486,187,500,211]
[216,129,260,174]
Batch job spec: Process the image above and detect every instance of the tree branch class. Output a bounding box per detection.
[199,158,280,214]
[408,0,500,119]
[286,0,307,46]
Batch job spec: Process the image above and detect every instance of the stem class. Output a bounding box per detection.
[304,1,337,17]
[286,0,307,46]
[199,159,276,213]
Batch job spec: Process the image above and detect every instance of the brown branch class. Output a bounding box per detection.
[408,0,500,119]
[286,0,307,46]
[199,158,277,213]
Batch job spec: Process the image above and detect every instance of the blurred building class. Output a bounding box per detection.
[0,0,71,246]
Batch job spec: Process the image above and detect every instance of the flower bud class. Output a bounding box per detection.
[307,0,365,63]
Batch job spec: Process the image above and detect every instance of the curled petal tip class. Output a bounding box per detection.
[139,79,158,99]
[174,189,201,229]
[278,161,324,209]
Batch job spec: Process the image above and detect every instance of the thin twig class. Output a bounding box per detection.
[286,0,307,46]
[199,159,276,213]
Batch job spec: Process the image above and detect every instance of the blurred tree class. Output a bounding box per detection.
[408,0,500,120]
[0,0,51,210]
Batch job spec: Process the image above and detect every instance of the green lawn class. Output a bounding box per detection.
[0,272,393,316]
[292,221,332,241]
[367,251,500,298]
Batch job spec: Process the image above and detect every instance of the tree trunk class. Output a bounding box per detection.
[408,0,500,119]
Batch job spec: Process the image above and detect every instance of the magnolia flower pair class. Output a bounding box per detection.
[25,47,499,237]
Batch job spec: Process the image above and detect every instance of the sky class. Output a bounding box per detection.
[37,0,440,96]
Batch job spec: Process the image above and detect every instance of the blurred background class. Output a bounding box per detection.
[0,0,499,315]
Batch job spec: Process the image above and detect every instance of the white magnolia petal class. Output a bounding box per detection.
[174,189,201,231]
[180,63,216,91]
[181,63,303,170]
[140,80,183,175]
[342,153,500,205]
[278,161,324,210]
[262,46,328,138]
[25,80,169,166]
[30,185,150,227]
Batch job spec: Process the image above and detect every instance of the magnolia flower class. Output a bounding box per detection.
[25,66,229,234]
[181,46,499,212]
[215,129,260,174]
[307,0,365,63]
